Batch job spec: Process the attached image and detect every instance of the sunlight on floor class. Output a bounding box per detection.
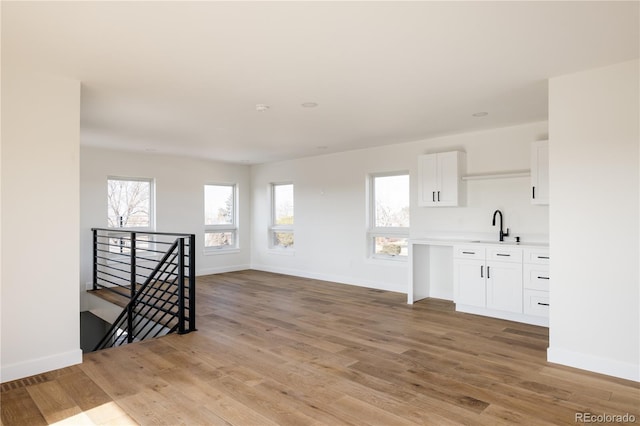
[51,401,137,425]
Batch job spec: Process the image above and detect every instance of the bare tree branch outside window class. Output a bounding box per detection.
[107,179,151,228]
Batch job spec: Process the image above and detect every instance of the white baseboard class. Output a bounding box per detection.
[547,346,640,382]
[250,263,402,293]
[197,264,251,276]
[1,349,83,383]
[456,304,549,327]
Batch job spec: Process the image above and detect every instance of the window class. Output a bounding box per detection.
[270,183,294,249]
[107,177,155,254]
[108,177,154,229]
[204,184,237,251]
[368,172,409,259]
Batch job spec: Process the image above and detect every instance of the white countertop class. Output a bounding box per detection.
[410,238,549,248]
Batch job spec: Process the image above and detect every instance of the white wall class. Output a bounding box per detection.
[548,59,639,381]
[80,146,252,310]
[1,66,82,382]
[250,121,549,294]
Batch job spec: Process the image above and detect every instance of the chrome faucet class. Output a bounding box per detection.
[492,209,510,242]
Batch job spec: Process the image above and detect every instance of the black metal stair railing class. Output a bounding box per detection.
[91,228,196,350]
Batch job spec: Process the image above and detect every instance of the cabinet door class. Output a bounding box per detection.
[437,152,460,206]
[454,259,486,307]
[418,154,438,206]
[531,140,549,205]
[486,261,523,313]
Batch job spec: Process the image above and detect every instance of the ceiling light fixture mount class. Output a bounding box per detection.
[472,111,489,117]
[255,104,270,112]
[301,102,318,108]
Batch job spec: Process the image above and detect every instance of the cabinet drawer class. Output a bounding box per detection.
[487,247,522,263]
[524,248,550,265]
[524,264,550,291]
[454,246,485,260]
[524,289,549,317]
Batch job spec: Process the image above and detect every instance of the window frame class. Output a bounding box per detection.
[204,183,239,253]
[367,171,410,261]
[107,176,155,231]
[269,182,295,251]
[105,176,156,259]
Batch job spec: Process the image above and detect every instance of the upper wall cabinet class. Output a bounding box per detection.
[531,140,549,205]
[418,151,466,207]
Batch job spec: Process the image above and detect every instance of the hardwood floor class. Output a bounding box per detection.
[2,270,639,425]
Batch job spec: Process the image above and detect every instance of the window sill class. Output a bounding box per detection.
[268,248,296,256]
[204,248,240,256]
[365,256,408,266]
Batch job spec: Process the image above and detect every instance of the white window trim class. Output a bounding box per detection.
[269,182,295,252]
[204,183,239,253]
[367,171,410,261]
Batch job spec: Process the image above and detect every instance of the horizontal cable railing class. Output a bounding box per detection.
[91,228,196,350]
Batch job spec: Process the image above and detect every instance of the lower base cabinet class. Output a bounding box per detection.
[486,261,522,313]
[524,289,549,317]
[454,259,485,307]
[454,245,549,326]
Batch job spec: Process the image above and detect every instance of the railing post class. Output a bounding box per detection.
[177,238,186,334]
[126,304,134,344]
[127,232,136,343]
[188,234,196,332]
[130,232,136,298]
[92,229,98,291]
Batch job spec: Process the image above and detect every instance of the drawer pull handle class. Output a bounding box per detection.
[487,266,490,279]
[532,186,536,199]
[496,253,510,257]
[537,302,549,306]
[480,265,483,278]
[538,256,549,259]
[437,191,440,201]
[432,191,435,202]
[462,251,475,255]
[537,276,550,280]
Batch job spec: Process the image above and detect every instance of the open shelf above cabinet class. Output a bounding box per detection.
[462,169,531,181]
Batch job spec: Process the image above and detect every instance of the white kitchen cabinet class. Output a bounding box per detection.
[531,140,549,205]
[454,245,522,314]
[486,261,523,313]
[523,248,550,321]
[524,290,549,317]
[454,258,486,307]
[523,264,550,291]
[418,151,466,207]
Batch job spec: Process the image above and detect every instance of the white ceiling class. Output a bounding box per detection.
[3,1,639,164]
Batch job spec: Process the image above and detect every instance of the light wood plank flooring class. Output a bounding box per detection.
[2,270,639,425]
